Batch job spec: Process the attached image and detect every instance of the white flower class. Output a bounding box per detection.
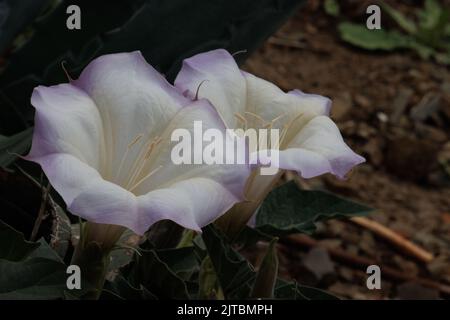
[26,51,249,235]
[175,49,365,234]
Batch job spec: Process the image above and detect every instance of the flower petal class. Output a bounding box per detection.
[69,178,140,232]
[243,72,331,130]
[28,153,102,205]
[279,116,365,178]
[130,99,250,199]
[27,84,104,171]
[137,178,240,233]
[126,99,250,232]
[74,51,190,183]
[175,49,246,128]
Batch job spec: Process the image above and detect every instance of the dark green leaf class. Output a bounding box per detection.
[0,0,302,134]
[0,234,72,299]
[28,238,63,262]
[235,226,274,249]
[275,280,339,300]
[255,181,373,236]
[0,219,39,261]
[127,248,189,299]
[202,225,255,299]
[157,246,199,280]
[0,128,32,167]
[102,275,157,300]
[0,257,67,299]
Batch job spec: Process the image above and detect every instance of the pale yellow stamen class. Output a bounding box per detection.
[126,136,163,189]
[244,111,267,127]
[234,113,248,130]
[128,165,163,193]
[279,113,305,146]
[114,133,143,182]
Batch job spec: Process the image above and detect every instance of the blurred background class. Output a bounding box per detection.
[243,0,450,299]
[1,0,449,299]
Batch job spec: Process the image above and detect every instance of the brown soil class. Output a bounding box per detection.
[243,1,450,299]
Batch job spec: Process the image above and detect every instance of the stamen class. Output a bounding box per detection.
[126,136,162,189]
[279,113,305,146]
[270,113,287,125]
[244,111,267,126]
[234,112,248,130]
[128,134,143,148]
[114,133,143,182]
[128,165,163,193]
[144,136,162,159]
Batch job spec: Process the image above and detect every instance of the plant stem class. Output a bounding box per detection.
[30,182,51,241]
[70,222,124,300]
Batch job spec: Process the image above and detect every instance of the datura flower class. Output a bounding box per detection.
[175,49,365,236]
[26,51,249,236]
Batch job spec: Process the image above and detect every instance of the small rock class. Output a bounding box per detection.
[377,112,389,123]
[303,247,335,280]
[385,134,440,181]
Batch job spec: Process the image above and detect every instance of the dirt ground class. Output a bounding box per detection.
[242,1,450,299]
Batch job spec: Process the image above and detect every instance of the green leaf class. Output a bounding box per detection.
[380,2,417,34]
[157,247,199,280]
[0,220,39,261]
[338,22,411,51]
[255,181,373,236]
[29,238,63,263]
[275,280,339,300]
[0,231,71,299]
[107,229,138,273]
[235,226,274,249]
[418,0,443,31]
[0,221,88,299]
[407,40,435,60]
[202,225,256,299]
[324,0,339,17]
[416,0,449,48]
[0,0,302,135]
[127,248,189,299]
[102,275,157,300]
[0,127,32,167]
[0,257,68,299]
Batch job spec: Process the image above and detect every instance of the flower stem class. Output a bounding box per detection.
[70,239,110,299]
[70,222,124,300]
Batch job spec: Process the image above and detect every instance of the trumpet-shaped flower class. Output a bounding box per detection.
[175,49,365,235]
[26,51,249,235]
